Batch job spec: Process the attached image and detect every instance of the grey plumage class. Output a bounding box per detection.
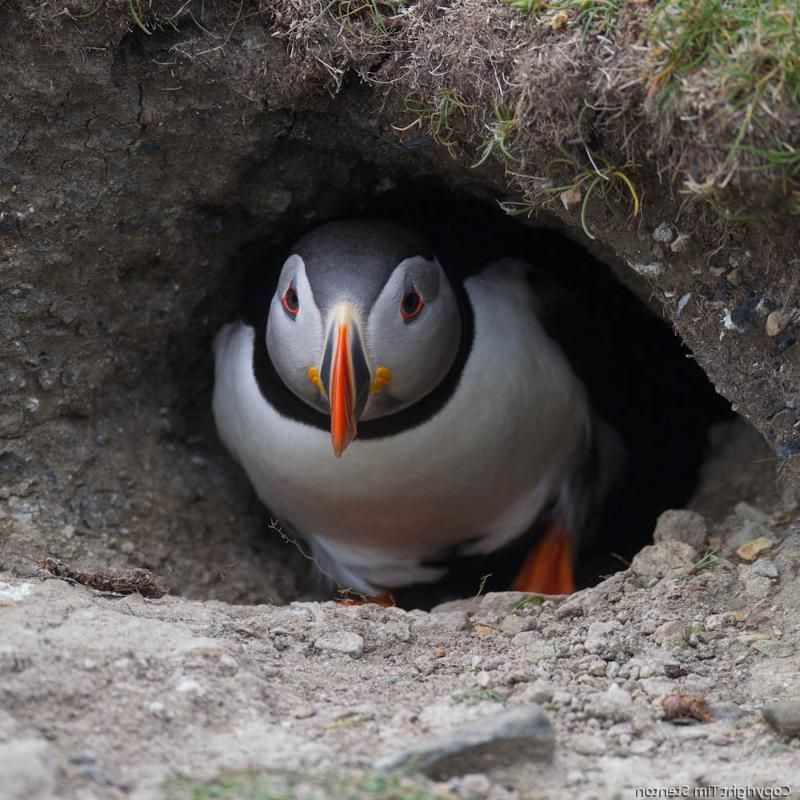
[292,220,433,316]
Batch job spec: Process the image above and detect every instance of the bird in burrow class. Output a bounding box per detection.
[212,219,622,605]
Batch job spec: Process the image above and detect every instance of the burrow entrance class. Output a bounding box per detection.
[181,179,734,610]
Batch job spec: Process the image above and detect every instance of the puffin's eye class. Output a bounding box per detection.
[400,288,424,322]
[282,284,300,317]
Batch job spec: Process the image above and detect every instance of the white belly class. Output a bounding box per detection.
[213,264,588,591]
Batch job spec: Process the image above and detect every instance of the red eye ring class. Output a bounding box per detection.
[400,288,424,321]
[282,284,299,316]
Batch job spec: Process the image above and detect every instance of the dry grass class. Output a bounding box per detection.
[644,0,800,211]
[28,0,800,219]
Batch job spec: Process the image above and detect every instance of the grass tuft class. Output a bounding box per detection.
[686,548,730,575]
[394,89,473,157]
[544,146,641,239]
[646,0,800,210]
[165,768,452,800]
[450,687,505,705]
[512,593,547,609]
[473,101,518,167]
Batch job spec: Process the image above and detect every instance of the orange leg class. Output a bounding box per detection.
[510,520,575,595]
[337,590,395,608]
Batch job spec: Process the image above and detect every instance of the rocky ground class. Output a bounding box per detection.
[2,423,800,800]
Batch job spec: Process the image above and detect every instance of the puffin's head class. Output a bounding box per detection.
[266,220,462,456]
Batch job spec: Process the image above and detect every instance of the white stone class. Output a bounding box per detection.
[313,631,364,658]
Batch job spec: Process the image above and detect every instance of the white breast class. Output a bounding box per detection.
[212,261,589,592]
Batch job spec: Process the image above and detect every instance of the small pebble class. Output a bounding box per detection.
[652,509,707,550]
[500,615,536,636]
[736,537,774,562]
[587,684,633,722]
[662,693,713,723]
[653,620,688,649]
[763,700,800,738]
[313,632,364,658]
[750,558,779,578]
[588,659,606,677]
[572,733,606,755]
[652,222,675,244]
[677,293,692,315]
[630,541,697,580]
[765,310,791,337]
[630,261,665,278]
[560,186,582,209]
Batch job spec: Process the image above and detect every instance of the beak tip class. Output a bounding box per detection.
[331,433,352,458]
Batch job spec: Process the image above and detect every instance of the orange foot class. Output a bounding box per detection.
[337,590,395,608]
[511,520,575,595]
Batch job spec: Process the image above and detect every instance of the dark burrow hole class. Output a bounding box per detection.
[185,179,733,611]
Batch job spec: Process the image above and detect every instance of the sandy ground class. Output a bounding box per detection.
[2,466,800,800]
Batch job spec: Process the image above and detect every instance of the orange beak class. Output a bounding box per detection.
[330,321,357,458]
[322,305,371,458]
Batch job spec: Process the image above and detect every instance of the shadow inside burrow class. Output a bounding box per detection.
[178,177,734,610]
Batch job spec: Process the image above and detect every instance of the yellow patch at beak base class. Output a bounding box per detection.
[369,366,393,394]
[307,366,325,395]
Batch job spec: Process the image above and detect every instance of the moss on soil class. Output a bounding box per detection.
[164,769,452,800]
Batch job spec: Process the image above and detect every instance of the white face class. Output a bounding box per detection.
[362,255,461,419]
[265,253,463,420]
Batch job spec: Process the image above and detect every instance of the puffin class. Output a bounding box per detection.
[212,219,621,603]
